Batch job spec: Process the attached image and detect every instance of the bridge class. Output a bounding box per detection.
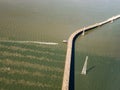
[62,15,120,90]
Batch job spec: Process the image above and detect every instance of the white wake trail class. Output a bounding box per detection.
[0,40,58,45]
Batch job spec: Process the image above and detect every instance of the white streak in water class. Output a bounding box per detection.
[0,40,58,45]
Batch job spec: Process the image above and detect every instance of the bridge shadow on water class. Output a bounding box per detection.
[69,32,83,90]
[69,30,96,90]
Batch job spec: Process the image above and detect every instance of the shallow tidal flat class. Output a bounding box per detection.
[0,41,66,90]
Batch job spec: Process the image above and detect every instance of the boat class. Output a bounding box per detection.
[62,40,67,43]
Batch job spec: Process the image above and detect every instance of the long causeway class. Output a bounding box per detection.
[62,15,120,90]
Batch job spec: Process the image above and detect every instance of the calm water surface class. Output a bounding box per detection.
[0,0,120,90]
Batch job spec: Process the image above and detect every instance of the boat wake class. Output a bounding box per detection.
[0,40,58,45]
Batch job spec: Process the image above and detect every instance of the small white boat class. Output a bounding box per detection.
[62,40,67,43]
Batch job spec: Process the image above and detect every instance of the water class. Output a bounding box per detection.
[0,0,120,90]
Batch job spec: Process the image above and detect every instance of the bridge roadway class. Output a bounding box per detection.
[62,15,120,90]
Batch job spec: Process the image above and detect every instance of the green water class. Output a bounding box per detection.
[0,0,120,90]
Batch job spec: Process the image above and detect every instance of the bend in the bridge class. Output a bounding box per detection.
[62,14,120,90]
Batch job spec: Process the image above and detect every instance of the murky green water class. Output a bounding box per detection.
[0,0,120,90]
